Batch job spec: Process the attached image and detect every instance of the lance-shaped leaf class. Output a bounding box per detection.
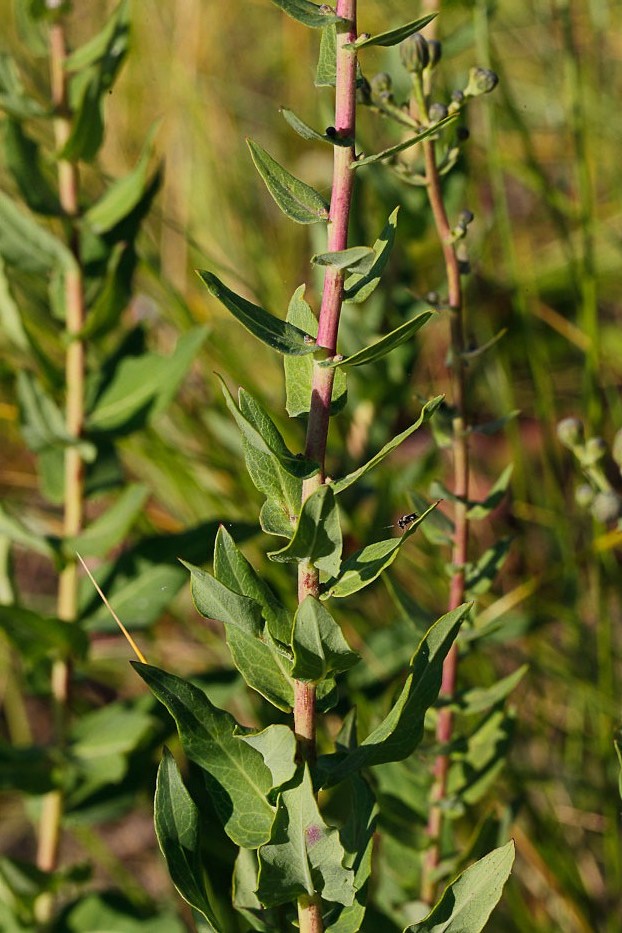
[214,525,292,645]
[0,258,29,351]
[449,666,527,716]
[64,0,130,71]
[312,247,375,274]
[239,386,319,479]
[65,484,148,558]
[353,114,457,169]
[186,561,295,711]
[322,311,433,369]
[257,765,355,908]
[447,708,514,807]
[291,596,359,682]
[345,13,437,49]
[325,775,377,932]
[316,604,470,787]
[464,538,512,596]
[0,191,76,275]
[247,138,329,224]
[0,503,56,558]
[197,270,315,355]
[79,242,135,340]
[269,0,345,28]
[233,849,283,932]
[344,207,399,303]
[321,503,436,600]
[430,465,513,522]
[4,119,60,215]
[269,485,342,576]
[281,108,351,146]
[84,123,159,233]
[316,23,337,87]
[330,396,443,495]
[132,663,276,848]
[155,749,220,926]
[283,285,347,417]
[87,326,208,432]
[239,725,298,791]
[405,841,515,932]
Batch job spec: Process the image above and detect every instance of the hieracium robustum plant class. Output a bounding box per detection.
[128,3,516,931]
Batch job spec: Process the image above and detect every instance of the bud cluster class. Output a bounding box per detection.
[557,417,622,525]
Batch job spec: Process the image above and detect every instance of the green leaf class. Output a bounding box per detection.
[312,247,376,273]
[322,503,437,600]
[4,119,59,215]
[239,725,298,790]
[214,525,292,645]
[64,0,130,71]
[247,138,329,224]
[0,258,29,351]
[257,765,355,907]
[316,24,337,87]
[17,371,95,462]
[260,498,297,540]
[322,311,433,369]
[0,605,88,664]
[269,0,345,28]
[66,484,148,558]
[343,207,399,303]
[345,13,437,49]
[239,387,319,479]
[155,748,220,926]
[281,107,351,146]
[197,270,316,355]
[0,741,57,795]
[330,396,443,495]
[132,663,276,847]
[233,849,284,932]
[0,53,47,118]
[269,485,342,576]
[0,191,75,275]
[62,71,105,163]
[283,285,347,417]
[291,596,359,681]
[84,123,159,233]
[450,666,527,716]
[316,604,470,787]
[58,894,185,933]
[0,503,55,558]
[186,561,295,711]
[87,327,208,432]
[80,242,135,340]
[405,841,515,932]
[464,538,512,596]
[446,709,514,807]
[467,465,513,520]
[69,702,154,795]
[353,114,457,169]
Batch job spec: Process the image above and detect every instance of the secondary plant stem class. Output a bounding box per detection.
[295,2,357,929]
[36,16,86,914]
[413,89,469,905]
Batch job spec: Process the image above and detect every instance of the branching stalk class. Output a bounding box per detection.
[36,16,86,914]
[411,82,469,904]
[295,2,357,928]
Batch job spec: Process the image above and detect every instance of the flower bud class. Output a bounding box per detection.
[458,209,474,226]
[451,90,465,104]
[591,491,622,524]
[400,33,429,74]
[575,483,594,509]
[428,102,448,123]
[582,436,607,465]
[369,72,393,104]
[557,417,584,449]
[464,67,499,97]
[427,40,442,69]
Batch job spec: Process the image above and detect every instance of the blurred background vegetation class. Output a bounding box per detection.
[0,0,620,930]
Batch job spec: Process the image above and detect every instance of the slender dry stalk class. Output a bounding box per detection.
[295,2,357,928]
[410,82,469,904]
[36,17,86,918]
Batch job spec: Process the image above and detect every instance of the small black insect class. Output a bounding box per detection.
[386,511,419,530]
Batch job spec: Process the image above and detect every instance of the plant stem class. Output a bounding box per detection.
[295,2,357,929]
[36,16,86,916]
[411,84,469,905]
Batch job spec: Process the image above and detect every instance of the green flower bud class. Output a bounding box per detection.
[591,491,622,524]
[582,436,607,465]
[370,72,393,104]
[464,67,499,98]
[458,209,474,226]
[557,417,584,449]
[575,483,594,509]
[428,102,449,123]
[400,33,429,75]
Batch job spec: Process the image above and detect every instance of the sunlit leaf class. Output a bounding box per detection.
[269,484,342,576]
[345,13,437,49]
[247,138,329,224]
[291,595,359,681]
[352,114,457,169]
[343,207,399,303]
[322,311,433,368]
